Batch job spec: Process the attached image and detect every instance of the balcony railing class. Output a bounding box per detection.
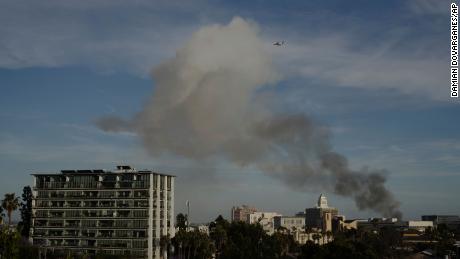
[35,181,150,190]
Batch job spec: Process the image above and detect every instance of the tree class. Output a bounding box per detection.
[19,186,33,237]
[0,227,21,258]
[1,193,20,226]
[271,231,297,256]
[160,234,171,258]
[172,229,214,259]
[300,240,321,258]
[312,233,321,245]
[0,205,4,225]
[176,213,187,231]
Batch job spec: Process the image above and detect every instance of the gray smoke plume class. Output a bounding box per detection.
[96,17,402,218]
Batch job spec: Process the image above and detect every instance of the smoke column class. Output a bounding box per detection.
[96,17,402,218]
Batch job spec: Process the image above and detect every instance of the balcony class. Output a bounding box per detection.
[65,221,81,227]
[49,212,65,218]
[48,222,64,227]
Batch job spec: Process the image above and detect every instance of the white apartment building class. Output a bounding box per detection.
[247,212,282,235]
[402,221,434,232]
[274,216,306,231]
[31,165,175,259]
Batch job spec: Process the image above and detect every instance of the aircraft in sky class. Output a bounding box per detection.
[273,40,286,46]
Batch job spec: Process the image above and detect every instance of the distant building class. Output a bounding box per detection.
[293,230,312,245]
[332,215,358,233]
[403,221,434,232]
[421,215,460,227]
[180,224,209,235]
[274,216,305,231]
[231,205,257,223]
[292,229,331,245]
[305,194,338,232]
[421,215,459,224]
[247,212,282,235]
[422,215,460,233]
[356,217,399,230]
[31,165,175,259]
[196,225,210,235]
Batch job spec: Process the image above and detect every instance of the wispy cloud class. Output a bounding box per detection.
[0,0,208,75]
[407,0,450,15]
[345,139,460,178]
[268,31,447,101]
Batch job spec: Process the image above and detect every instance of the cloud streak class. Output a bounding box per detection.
[0,0,202,75]
[268,32,447,101]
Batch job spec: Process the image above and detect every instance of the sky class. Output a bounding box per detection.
[0,0,459,222]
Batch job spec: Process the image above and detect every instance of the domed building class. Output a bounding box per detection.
[305,194,338,232]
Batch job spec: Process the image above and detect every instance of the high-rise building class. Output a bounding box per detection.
[231,205,257,223]
[31,165,175,259]
[305,194,338,232]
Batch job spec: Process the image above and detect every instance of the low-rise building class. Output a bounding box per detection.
[421,215,460,231]
[332,215,358,233]
[421,215,460,225]
[231,205,257,223]
[273,216,305,232]
[403,221,433,232]
[248,212,282,235]
[292,229,332,245]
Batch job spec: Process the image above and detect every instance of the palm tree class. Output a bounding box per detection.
[1,193,20,226]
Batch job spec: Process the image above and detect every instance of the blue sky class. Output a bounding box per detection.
[0,0,459,222]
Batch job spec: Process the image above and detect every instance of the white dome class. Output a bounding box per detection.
[317,193,329,208]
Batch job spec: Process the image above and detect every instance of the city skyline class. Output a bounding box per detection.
[1,0,459,223]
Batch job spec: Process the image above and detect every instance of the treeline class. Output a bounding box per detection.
[0,186,35,258]
[171,214,459,259]
[172,214,298,259]
[1,190,459,259]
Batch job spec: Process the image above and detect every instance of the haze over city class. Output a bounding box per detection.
[1,0,459,223]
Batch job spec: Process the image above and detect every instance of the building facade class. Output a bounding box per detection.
[305,194,338,232]
[248,212,282,235]
[403,221,433,232]
[31,165,175,259]
[421,215,460,232]
[273,216,305,231]
[331,215,358,233]
[231,205,257,223]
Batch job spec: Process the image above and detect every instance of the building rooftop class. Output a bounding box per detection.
[32,165,176,177]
